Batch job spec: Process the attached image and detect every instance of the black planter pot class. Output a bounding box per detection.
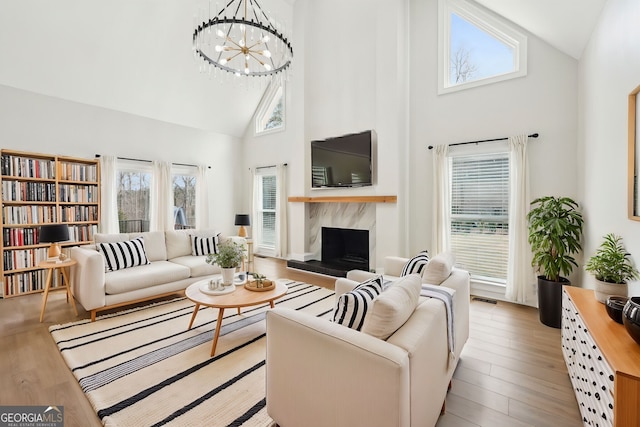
[537,276,570,328]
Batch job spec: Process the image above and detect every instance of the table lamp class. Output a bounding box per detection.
[234,214,251,238]
[39,224,70,259]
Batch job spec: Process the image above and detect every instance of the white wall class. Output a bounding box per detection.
[411,0,580,285]
[579,0,640,295]
[242,0,410,270]
[0,85,243,236]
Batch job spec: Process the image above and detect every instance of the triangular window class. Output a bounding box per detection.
[255,83,285,135]
[439,0,527,94]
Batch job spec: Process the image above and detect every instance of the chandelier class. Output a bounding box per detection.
[192,0,293,78]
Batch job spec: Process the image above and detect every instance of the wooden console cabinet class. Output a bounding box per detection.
[562,286,640,427]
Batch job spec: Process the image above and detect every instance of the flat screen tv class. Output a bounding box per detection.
[311,130,373,188]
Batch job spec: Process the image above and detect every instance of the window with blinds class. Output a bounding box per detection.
[450,152,509,284]
[255,169,277,251]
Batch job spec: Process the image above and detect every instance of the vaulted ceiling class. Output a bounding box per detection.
[0,0,607,138]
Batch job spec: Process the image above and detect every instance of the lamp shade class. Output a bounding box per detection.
[234,214,251,226]
[39,224,70,243]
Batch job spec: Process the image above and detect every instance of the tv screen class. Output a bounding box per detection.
[311,130,373,188]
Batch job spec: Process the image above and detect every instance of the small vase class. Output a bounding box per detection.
[221,267,236,286]
[594,279,628,304]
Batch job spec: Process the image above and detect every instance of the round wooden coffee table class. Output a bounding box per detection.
[185,279,288,356]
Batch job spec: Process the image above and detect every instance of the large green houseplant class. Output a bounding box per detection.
[585,233,638,303]
[527,196,584,328]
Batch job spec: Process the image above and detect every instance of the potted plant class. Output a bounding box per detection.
[527,196,584,328]
[206,241,246,285]
[585,233,638,303]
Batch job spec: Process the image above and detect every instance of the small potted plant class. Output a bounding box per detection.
[206,241,246,285]
[585,233,638,303]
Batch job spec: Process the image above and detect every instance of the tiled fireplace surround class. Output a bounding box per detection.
[307,202,376,266]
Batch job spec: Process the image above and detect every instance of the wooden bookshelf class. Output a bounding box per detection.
[1,150,100,298]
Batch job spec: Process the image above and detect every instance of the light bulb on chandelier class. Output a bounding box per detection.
[192,0,293,79]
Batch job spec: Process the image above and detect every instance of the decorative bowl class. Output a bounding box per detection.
[622,296,640,345]
[605,295,628,324]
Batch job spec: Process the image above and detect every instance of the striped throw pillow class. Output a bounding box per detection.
[332,275,383,331]
[97,237,150,272]
[401,250,429,276]
[190,234,220,256]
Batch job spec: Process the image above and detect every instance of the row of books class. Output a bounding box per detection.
[2,180,56,202]
[59,162,98,182]
[2,227,39,247]
[60,205,99,222]
[58,184,99,203]
[3,247,48,270]
[1,155,56,179]
[3,269,60,296]
[68,225,98,242]
[2,206,57,225]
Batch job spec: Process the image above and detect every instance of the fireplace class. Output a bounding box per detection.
[287,227,370,277]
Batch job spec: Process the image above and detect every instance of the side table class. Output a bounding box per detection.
[38,259,78,322]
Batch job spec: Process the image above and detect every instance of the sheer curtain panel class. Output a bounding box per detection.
[432,145,451,254]
[505,135,535,304]
[275,164,288,258]
[195,165,210,230]
[151,161,173,231]
[99,156,120,234]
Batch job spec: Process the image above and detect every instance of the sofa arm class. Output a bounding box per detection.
[266,308,410,427]
[384,256,409,276]
[70,246,106,312]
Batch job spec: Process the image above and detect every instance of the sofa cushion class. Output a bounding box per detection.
[332,275,383,331]
[97,237,151,272]
[170,255,220,277]
[128,231,167,261]
[191,234,220,256]
[362,274,422,340]
[104,261,191,294]
[422,251,455,285]
[401,250,429,276]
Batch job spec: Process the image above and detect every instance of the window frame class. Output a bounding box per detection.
[254,166,278,256]
[116,160,152,233]
[448,147,510,285]
[172,164,198,230]
[438,0,527,95]
[254,82,285,136]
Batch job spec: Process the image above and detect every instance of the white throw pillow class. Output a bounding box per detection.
[97,237,150,272]
[361,274,422,340]
[422,251,455,285]
[401,250,429,276]
[332,276,383,331]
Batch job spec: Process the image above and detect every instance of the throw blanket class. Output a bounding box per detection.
[420,284,455,363]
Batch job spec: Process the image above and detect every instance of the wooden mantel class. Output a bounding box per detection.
[288,195,397,203]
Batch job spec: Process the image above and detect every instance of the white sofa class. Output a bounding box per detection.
[70,230,244,321]
[266,253,470,427]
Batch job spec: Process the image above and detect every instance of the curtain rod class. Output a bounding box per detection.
[95,154,210,169]
[427,133,539,150]
[255,163,288,170]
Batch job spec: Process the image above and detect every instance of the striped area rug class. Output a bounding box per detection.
[49,281,335,427]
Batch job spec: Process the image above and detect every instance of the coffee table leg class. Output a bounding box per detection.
[269,301,275,308]
[211,308,225,357]
[188,304,201,330]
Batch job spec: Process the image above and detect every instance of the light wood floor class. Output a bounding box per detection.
[0,257,582,427]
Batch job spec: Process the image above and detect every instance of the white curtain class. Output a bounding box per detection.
[251,168,262,249]
[195,165,210,230]
[432,145,451,255]
[275,164,288,258]
[99,155,120,234]
[150,161,173,231]
[505,135,534,304]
